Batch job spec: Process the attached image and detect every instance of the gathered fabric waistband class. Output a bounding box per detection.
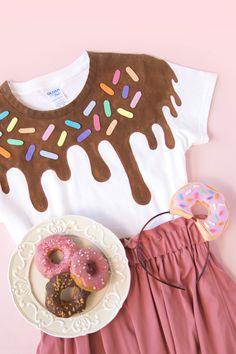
[121,217,207,266]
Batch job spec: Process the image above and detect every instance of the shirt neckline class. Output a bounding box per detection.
[0,50,97,119]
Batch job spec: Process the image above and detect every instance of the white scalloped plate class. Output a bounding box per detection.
[8,215,131,338]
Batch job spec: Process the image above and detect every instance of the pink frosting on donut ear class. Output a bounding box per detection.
[169,182,229,241]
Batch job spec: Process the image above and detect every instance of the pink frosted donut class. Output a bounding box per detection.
[35,235,78,278]
[170,182,229,241]
[70,248,110,292]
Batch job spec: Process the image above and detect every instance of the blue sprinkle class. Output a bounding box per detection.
[25,144,36,161]
[40,150,58,160]
[0,111,10,120]
[83,100,96,116]
[208,189,215,194]
[65,120,81,129]
[122,85,129,99]
[77,129,91,143]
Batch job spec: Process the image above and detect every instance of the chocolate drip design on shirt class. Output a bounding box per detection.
[0,53,181,212]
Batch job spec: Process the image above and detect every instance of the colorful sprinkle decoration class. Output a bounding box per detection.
[185,189,192,195]
[122,85,129,99]
[93,114,101,131]
[7,139,24,146]
[0,146,11,158]
[57,131,67,147]
[7,117,18,132]
[117,108,133,119]
[40,150,58,160]
[106,119,118,136]
[0,111,10,120]
[0,63,143,182]
[126,66,139,82]
[65,120,81,130]
[77,129,91,143]
[83,100,96,116]
[25,144,36,161]
[18,128,36,134]
[103,100,112,117]
[42,124,55,141]
[130,91,142,108]
[100,83,114,96]
[112,69,121,85]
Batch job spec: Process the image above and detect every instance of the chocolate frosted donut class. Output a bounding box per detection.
[45,273,90,318]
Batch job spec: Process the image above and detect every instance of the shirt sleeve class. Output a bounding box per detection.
[166,61,217,150]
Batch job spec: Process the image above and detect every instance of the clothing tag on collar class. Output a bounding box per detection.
[44,87,69,108]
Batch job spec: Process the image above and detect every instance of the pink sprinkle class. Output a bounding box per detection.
[194,192,199,199]
[42,124,55,141]
[93,114,101,131]
[210,228,216,233]
[219,210,224,216]
[112,69,121,85]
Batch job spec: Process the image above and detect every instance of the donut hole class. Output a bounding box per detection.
[60,287,78,302]
[191,203,209,220]
[49,249,64,264]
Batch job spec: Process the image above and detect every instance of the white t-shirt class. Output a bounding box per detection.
[0,51,217,244]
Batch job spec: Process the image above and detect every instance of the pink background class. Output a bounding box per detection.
[0,0,235,353]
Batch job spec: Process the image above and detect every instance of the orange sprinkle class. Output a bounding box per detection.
[0,146,11,158]
[218,221,224,226]
[215,193,219,199]
[187,198,193,202]
[100,83,115,96]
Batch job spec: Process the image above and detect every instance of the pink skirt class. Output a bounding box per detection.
[37,217,236,354]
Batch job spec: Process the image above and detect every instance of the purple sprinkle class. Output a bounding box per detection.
[122,85,129,99]
[130,91,142,108]
[42,124,55,141]
[179,204,187,208]
[207,196,214,200]
[77,129,91,143]
[25,144,36,161]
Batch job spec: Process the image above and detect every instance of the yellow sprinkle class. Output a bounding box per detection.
[125,66,139,82]
[117,108,133,118]
[57,130,67,147]
[7,117,18,132]
[106,119,118,136]
[18,128,35,134]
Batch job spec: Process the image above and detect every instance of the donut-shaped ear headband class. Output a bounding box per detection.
[169,182,229,241]
[136,182,229,290]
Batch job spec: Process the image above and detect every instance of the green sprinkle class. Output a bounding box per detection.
[103,100,112,117]
[7,139,24,146]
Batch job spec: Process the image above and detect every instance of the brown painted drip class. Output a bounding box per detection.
[0,172,9,194]
[0,52,181,212]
